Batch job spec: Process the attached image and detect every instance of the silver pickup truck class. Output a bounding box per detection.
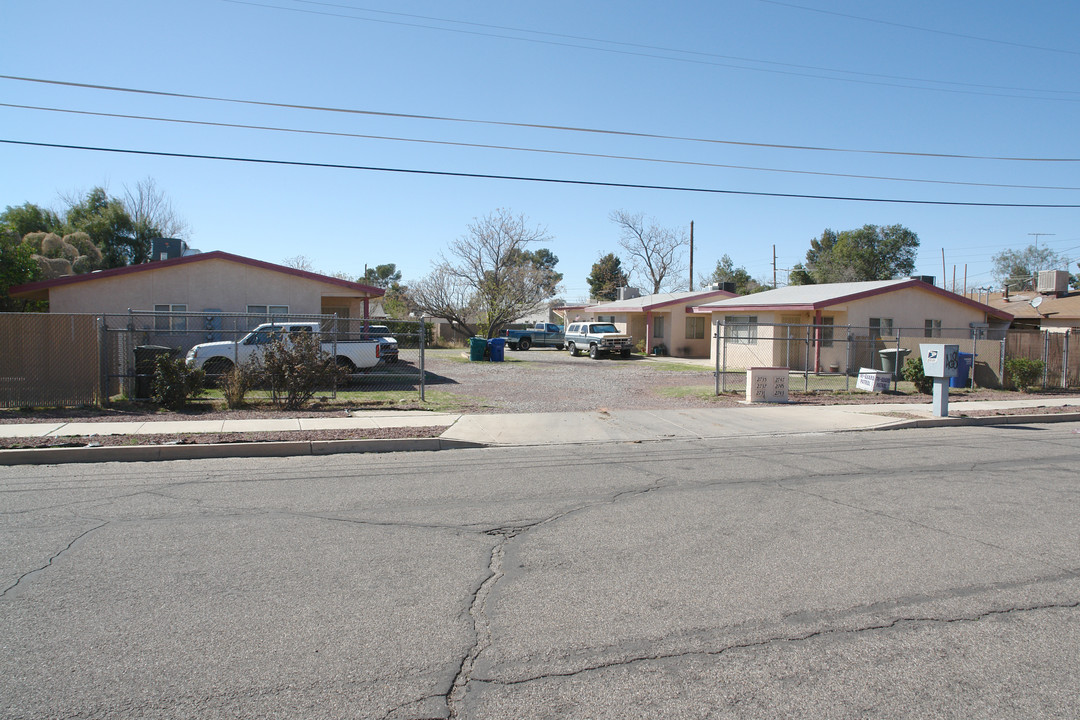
[564,322,634,359]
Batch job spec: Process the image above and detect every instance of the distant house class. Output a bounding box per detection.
[9,250,384,322]
[691,278,1012,370]
[974,271,1080,331]
[558,288,737,357]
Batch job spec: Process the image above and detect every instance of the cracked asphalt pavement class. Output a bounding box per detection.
[2,423,1079,719]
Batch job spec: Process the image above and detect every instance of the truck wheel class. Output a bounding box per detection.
[568,342,578,357]
[589,344,600,359]
[336,356,356,372]
[518,338,531,351]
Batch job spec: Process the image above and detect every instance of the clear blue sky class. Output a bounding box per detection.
[3,0,1078,302]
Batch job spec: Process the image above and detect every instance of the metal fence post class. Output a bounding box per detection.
[1041,330,1049,390]
[893,332,900,391]
[714,321,720,396]
[1064,330,1071,388]
[845,330,853,392]
[1000,337,1007,389]
[419,316,426,402]
[331,313,338,400]
[803,330,810,392]
[721,323,728,393]
[98,316,109,406]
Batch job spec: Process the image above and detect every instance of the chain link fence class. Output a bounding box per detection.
[1,311,430,408]
[712,322,1026,395]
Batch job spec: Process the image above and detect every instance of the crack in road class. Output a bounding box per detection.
[773,479,1079,574]
[444,474,668,718]
[474,598,1080,688]
[1,521,109,597]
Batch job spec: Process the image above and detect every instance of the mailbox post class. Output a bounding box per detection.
[920,344,959,417]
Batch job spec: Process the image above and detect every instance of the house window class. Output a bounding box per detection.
[819,316,834,347]
[154,304,187,331]
[685,316,706,340]
[869,317,893,340]
[247,305,289,327]
[725,315,758,345]
[924,319,941,338]
[596,315,616,323]
[653,316,665,339]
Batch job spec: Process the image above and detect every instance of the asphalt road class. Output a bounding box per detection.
[2,424,1079,719]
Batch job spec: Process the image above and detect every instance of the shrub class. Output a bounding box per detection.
[151,355,206,410]
[220,361,261,409]
[901,356,933,394]
[260,332,347,410]
[1004,357,1044,392]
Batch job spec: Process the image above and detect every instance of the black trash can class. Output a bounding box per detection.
[134,345,176,399]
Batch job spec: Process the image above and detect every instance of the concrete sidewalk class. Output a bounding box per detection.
[1,398,1078,464]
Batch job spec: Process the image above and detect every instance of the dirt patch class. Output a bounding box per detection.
[1,425,448,450]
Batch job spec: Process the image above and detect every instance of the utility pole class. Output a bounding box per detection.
[689,221,694,291]
[1028,232,1055,256]
[773,245,777,288]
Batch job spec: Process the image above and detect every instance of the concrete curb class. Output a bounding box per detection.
[0,437,486,465]
[864,411,1080,431]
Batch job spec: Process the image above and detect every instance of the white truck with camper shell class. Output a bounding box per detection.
[185,322,381,376]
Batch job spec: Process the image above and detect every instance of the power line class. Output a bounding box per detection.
[224,0,1080,99]
[4,138,1080,208]
[4,75,1079,163]
[5,102,1077,192]
[757,0,1080,57]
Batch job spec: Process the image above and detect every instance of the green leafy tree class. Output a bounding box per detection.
[63,188,139,268]
[792,224,919,285]
[1,203,61,237]
[991,244,1070,290]
[700,254,766,295]
[0,228,43,311]
[587,252,630,301]
[362,263,403,289]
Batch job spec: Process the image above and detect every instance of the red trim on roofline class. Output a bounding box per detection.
[581,289,737,313]
[690,280,1012,321]
[9,250,385,297]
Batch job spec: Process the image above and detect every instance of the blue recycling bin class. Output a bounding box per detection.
[487,337,506,362]
[949,352,975,388]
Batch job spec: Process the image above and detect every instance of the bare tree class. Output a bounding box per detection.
[609,210,689,294]
[282,255,317,272]
[123,177,190,239]
[408,209,559,338]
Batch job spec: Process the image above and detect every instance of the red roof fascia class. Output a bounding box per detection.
[592,290,737,313]
[690,280,1012,321]
[9,250,385,297]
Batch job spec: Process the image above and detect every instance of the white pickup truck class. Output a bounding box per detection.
[185,322,381,375]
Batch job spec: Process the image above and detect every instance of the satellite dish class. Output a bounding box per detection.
[1031,296,1044,309]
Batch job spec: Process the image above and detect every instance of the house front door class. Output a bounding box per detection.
[780,315,806,370]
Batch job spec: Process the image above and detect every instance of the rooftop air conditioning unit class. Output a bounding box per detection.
[910,275,936,286]
[1037,270,1069,295]
[617,286,642,301]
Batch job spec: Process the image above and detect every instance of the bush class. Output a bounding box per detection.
[261,332,347,410]
[151,356,205,410]
[901,356,933,394]
[220,361,260,409]
[1004,357,1044,392]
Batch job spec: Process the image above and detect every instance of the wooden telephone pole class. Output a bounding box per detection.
[689,221,694,291]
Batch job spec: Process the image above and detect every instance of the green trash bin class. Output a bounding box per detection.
[134,345,176,399]
[469,336,487,361]
[878,348,911,378]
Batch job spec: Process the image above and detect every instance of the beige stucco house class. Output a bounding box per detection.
[691,279,1012,371]
[559,289,737,357]
[10,250,385,321]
